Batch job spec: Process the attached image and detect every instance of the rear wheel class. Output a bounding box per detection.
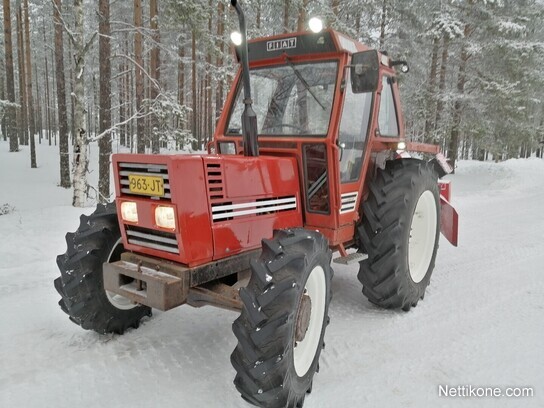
[231,229,333,408]
[357,159,440,311]
[54,202,151,334]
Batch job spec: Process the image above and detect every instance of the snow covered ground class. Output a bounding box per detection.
[1,140,543,408]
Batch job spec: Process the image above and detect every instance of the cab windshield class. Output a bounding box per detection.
[226,61,338,137]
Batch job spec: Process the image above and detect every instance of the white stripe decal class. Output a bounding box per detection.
[308,171,327,198]
[212,197,296,212]
[341,193,358,201]
[340,192,358,214]
[212,197,297,221]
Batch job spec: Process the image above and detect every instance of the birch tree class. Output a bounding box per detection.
[71,0,97,207]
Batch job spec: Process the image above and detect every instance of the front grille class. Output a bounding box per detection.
[126,225,179,254]
[119,162,171,200]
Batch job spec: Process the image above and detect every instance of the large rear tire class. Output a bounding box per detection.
[54,202,151,334]
[357,159,440,311]
[231,229,333,408]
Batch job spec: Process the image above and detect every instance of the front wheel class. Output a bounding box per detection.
[54,202,151,334]
[357,159,440,311]
[231,229,333,408]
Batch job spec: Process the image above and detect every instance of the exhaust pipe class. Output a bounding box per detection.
[231,0,259,157]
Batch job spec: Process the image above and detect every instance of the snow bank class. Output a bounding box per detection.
[1,141,543,407]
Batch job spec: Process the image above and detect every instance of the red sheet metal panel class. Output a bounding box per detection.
[113,154,214,267]
[208,155,303,260]
[440,196,459,247]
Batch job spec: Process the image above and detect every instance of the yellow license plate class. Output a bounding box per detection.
[128,175,165,196]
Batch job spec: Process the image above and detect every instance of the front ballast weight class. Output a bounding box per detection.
[103,249,260,312]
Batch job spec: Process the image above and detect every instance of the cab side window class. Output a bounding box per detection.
[338,71,372,183]
[378,76,399,137]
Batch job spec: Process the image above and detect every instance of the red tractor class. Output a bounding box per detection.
[55,1,458,407]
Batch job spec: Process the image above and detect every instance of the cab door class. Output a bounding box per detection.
[337,69,374,225]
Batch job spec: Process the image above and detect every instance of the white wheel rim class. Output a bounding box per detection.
[293,265,326,377]
[105,238,137,310]
[408,190,438,283]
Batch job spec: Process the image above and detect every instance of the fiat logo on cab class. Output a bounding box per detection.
[267,37,297,51]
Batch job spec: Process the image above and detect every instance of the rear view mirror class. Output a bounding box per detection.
[350,50,380,94]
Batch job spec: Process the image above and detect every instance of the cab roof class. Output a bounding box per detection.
[237,29,371,63]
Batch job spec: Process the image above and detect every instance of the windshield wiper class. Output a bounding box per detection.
[284,56,327,111]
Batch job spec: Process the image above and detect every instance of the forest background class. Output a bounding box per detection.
[1,0,543,206]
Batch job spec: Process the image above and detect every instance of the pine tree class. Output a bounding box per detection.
[3,0,18,152]
[149,0,161,153]
[134,0,145,154]
[53,0,70,188]
[98,0,112,203]
[15,1,28,146]
[23,0,36,167]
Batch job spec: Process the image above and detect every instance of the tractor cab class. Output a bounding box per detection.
[212,29,415,248]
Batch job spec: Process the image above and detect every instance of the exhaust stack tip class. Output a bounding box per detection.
[230,0,259,157]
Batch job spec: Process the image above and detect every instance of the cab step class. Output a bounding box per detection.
[333,253,368,265]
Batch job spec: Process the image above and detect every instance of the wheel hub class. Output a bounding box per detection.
[293,265,326,377]
[295,294,312,343]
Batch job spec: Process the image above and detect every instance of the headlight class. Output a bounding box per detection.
[121,201,138,223]
[155,206,176,229]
